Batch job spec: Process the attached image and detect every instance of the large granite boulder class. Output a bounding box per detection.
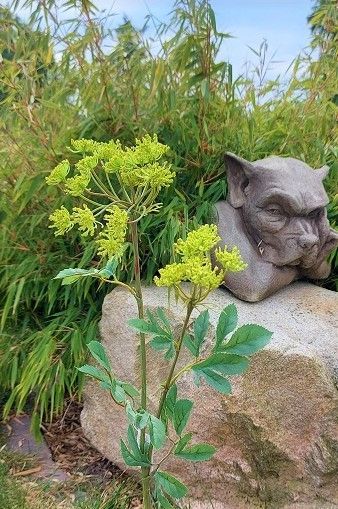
[81,283,338,508]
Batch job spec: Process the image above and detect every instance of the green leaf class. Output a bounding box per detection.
[77,364,110,383]
[54,266,99,285]
[144,308,175,356]
[192,352,248,395]
[87,340,111,372]
[145,308,170,336]
[150,335,171,349]
[60,275,82,285]
[200,78,209,99]
[150,336,175,360]
[119,381,139,398]
[199,368,232,394]
[174,432,193,454]
[125,403,150,430]
[111,379,126,403]
[135,410,150,430]
[224,324,272,355]
[193,353,248,375]
[157,493,176,509]
[149,414,166,449]
[208,4,217,33]
[98,257,118,278]
[155,471,188,499]
[120,440,139,467]
[192,309,209,356]
[156,307,172,332]
[183,334,198,357]
[164,384,177,420]
[173,399,193,435]
[128,318,154,334]
[175,443,216,462]
[125,401,137,425]
[120,439,150,467]
[129,308,173,339]
[215,304,238,348]
[55,261,119,285]
[100,380,111,391]
[127,425,141,458]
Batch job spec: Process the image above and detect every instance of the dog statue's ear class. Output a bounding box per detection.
[224,152,256,208]
[316,165,329,181]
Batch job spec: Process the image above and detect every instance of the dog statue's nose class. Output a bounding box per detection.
[299,235,318,249]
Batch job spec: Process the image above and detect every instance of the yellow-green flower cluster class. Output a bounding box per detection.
[75,155,98,176]
[64,173,90,196]
[154,224,247,292]
[46,134,174,200]
[215,246,248,272]
[104,134,174,190]
[96,206,128,259]
[182,258,224,287]
[63,155,98,197]
[45,160,70,185]
[72,204,97,237]
[72,134,169,169]
[153,262,185,287]
[103,144,126,173]
[71,138,121,160]
[49,204,97,237]
[71,138,101,153]
[119,161,175,189]
[175,224,220,260]
[132,134,169,165]
[155,258,223,289]
[49,206,73,236]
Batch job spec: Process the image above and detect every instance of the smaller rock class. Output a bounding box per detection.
[3,414,68,481]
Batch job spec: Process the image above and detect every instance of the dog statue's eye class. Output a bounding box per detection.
[308,208,321,219]
[266,206,282,216]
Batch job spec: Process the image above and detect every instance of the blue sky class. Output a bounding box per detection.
[18,0,314,79]
[104,0,314,78]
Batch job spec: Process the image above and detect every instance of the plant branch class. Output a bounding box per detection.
[130,219,152,509]
[156,298,195,420]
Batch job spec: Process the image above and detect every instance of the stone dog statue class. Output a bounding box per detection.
[215,153,338,302]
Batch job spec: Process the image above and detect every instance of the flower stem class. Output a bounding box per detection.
[156,300,194,419]
[130,220,152,509]
[147,301,194,475]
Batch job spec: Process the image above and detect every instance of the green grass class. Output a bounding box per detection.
[0,461,29,509]
[0,446,138,509]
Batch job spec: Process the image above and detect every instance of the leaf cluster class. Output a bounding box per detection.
[80,301,271,505]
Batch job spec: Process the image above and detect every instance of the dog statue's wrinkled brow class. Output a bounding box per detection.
[214,153,338,302]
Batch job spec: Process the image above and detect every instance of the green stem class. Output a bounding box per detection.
[130,220,152,509]
[81,195,103,207]
[91,170,116,200]
[153,441,177,474]
[104,171,124,202]
[156,300,194,420]
[99,277,137,296]
[146,300,194,476]
[170,360,196,386]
